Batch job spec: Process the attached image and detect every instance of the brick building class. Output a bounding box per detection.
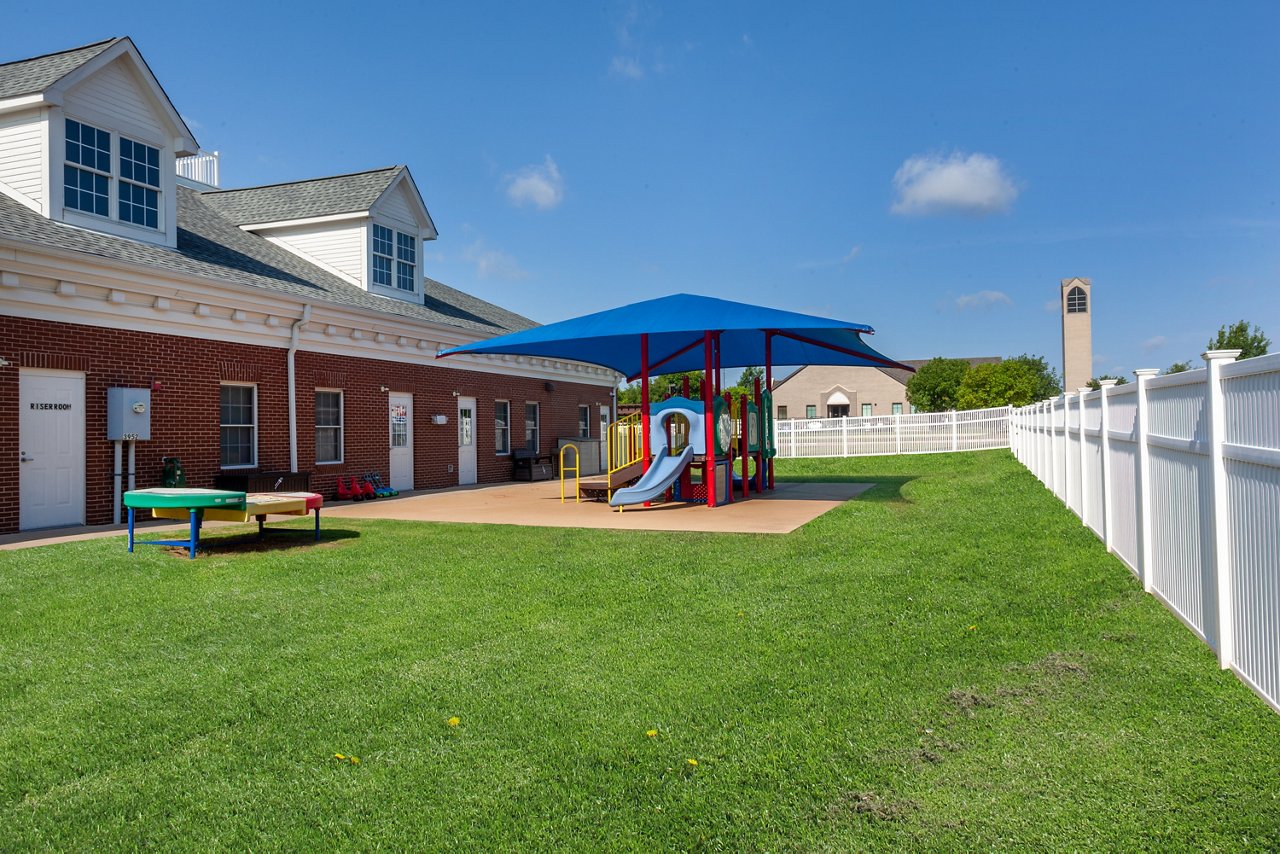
[0,37,616,533]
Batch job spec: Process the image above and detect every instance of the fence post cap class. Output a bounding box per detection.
[1202,349,1242,363]
[1133,368,1160,378]
[1097,379,1119,389]
[1077,387,1091,394]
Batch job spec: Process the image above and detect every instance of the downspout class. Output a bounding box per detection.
[287,304,312,473]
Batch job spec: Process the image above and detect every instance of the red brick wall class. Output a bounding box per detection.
[0,316,613,532]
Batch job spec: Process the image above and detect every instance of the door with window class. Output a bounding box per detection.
[388,392,414,491]
[19,369,85,530]
[457,396,477,485]
[599,405,610,469]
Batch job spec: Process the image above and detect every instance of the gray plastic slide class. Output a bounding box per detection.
[608,446,695,508]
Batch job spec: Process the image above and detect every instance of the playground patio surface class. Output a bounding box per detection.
[324,479,873,534]
[0,481,873,551]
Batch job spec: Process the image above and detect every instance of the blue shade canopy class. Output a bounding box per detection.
[439,293,912,379]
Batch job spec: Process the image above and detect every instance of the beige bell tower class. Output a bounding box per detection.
[1061,277,1092,392]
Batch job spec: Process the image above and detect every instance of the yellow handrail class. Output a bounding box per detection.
[559,443,580,504]
[606,412,644,503]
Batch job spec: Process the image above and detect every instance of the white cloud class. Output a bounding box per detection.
[796,244,862,271]
[609,56,644,79]
[505,156,564,210]
[1142,335,1167,352]
[462,240,528,280]
[955,290,1012,310]
[891,151,1020,216]
[1044,299,1060,313]
[742,33,754,48]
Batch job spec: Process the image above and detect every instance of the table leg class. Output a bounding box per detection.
[258,516,265,540]
[188,509,198,560]
[314,508,320,541]
[128,507,135,553]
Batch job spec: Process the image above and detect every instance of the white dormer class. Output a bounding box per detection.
[0,37,198,248]
[200,166,438,306]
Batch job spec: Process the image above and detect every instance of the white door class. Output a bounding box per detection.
[457,396,477,486]
[19,369,86,530]
[599,405,610,469]
[388,392,414,491]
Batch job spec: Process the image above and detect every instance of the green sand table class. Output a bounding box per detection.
[124,488,247,510]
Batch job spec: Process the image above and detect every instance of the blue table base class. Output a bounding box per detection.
[128,507,321,559]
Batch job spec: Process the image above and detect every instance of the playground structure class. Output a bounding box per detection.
[602,377,778,510]
[440,293,912,511]
[123,487,324,559]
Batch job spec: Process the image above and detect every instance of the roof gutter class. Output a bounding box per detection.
[287,304,312,472]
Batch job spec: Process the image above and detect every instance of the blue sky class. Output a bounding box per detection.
[8,1,1279,381]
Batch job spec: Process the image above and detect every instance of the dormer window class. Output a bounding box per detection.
[119,138,160,228]
[371,223,416,294]
[64,119,111,216]
[396,232,416,291]
[62,118,162,231]
[372,224,394,287]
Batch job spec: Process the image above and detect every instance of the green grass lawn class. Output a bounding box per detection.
[2,450,1278,850]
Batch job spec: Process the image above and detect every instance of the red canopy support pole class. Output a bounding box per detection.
[713,332,723,397]
[765,331,775,490]
[682,375,689,398]
[640,333,651,474]
[703,330,716,508]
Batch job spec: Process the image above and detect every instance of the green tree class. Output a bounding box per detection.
[905,358,972,412]
[1086,374,1129,390]
[1165,361,1193,375]
[1207,320,1270,359]
[957,354,1061,409]
[616,371,705,404]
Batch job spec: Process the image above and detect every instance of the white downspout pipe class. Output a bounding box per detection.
[287,304,312,473]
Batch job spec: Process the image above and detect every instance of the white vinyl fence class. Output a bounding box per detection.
[775,406,1010,459]
[1011,350,1280,714]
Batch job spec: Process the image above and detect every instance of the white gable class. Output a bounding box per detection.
[374,180,418,228]
[62,56,167,144]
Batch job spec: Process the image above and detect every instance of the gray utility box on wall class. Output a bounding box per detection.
[106,388,152,440]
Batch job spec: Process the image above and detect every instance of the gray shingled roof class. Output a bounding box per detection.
[0,187,531,336]
[200,167,404,225]
[0,38,120,100]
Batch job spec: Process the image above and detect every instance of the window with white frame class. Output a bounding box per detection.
[64,119,163,230]
[64,119,111,217]
[396,231,416,291]
[578,405,590,438]
[495,400,511,454]
[315,390,343,464]
[892,402,903,415]
[805,404,817,419]
[220,384,257,467]
[524,402,539,452]
[119,137,160,228]
[777,405,788,420]
[861,403,872,417]
[372,224,394,287]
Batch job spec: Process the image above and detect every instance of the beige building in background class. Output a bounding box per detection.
[770,357,1001,420]
[1061,277,1093,391]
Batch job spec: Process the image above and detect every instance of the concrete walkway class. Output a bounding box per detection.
[0,480,872,551]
